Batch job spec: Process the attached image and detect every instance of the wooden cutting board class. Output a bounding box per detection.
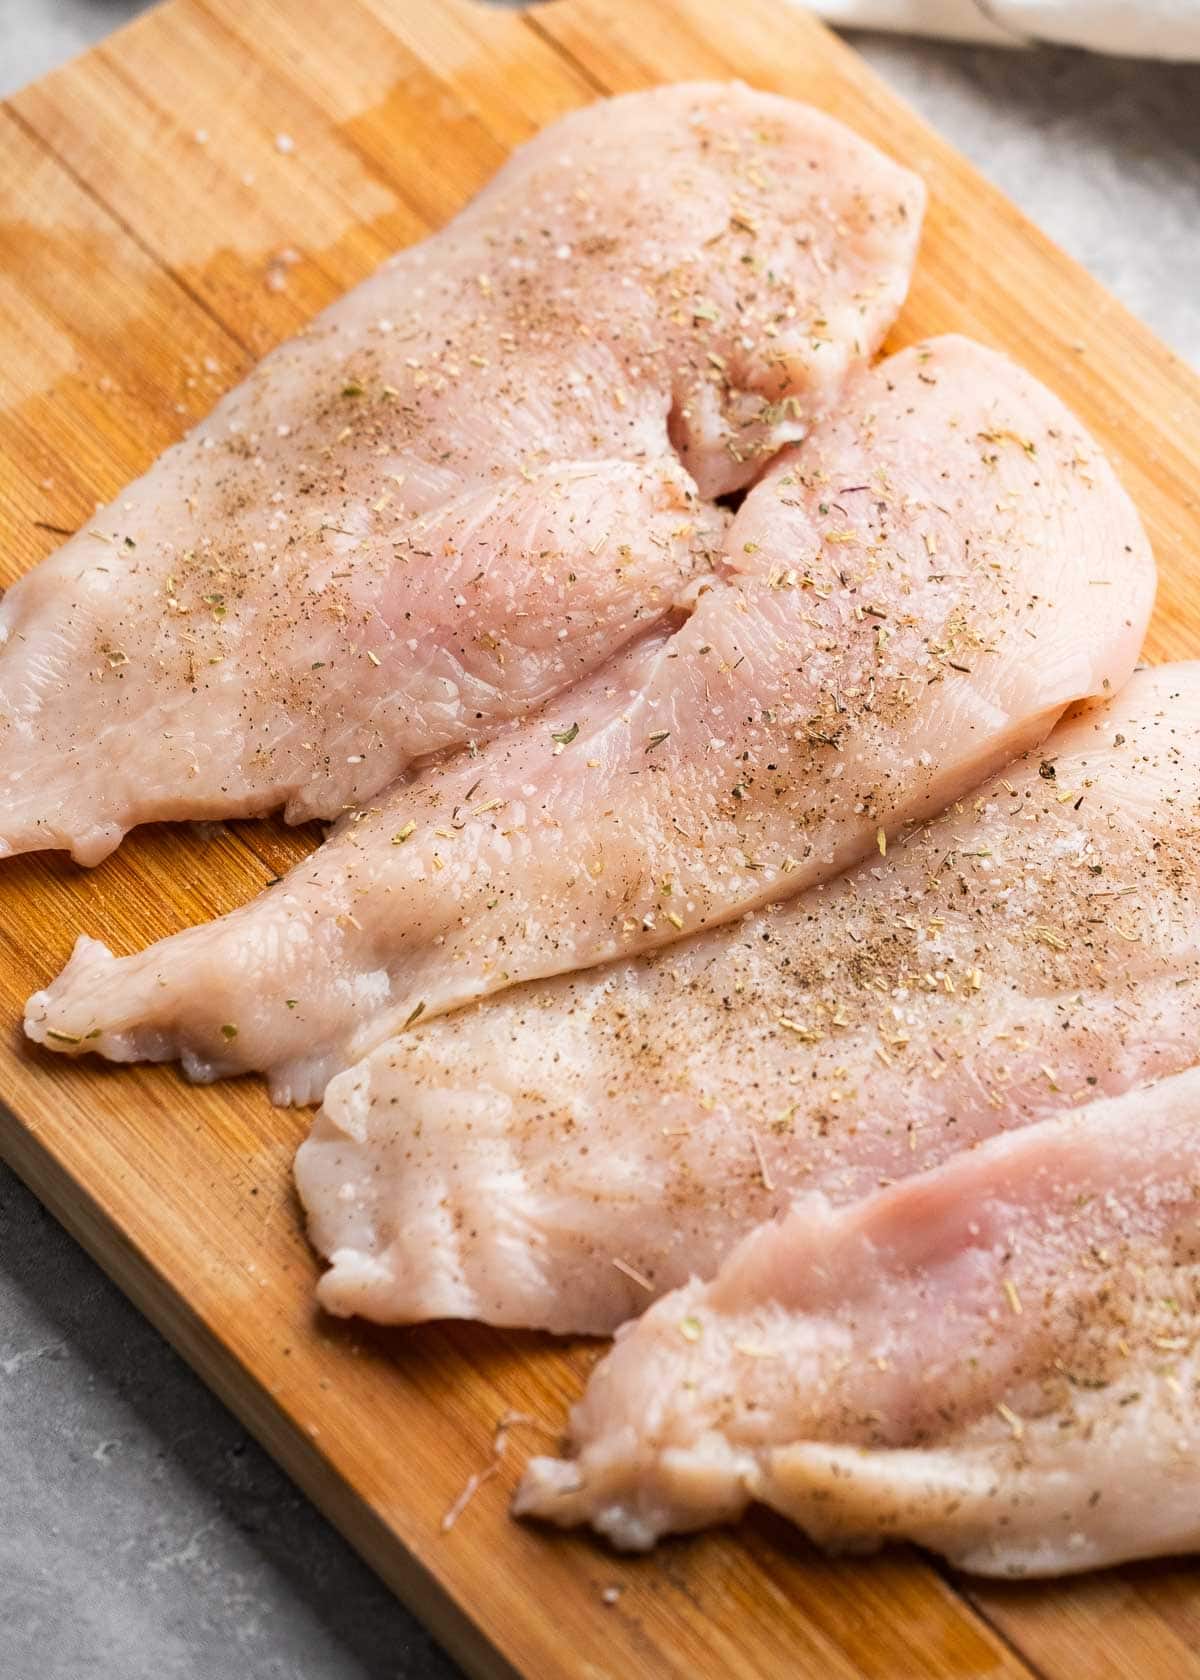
[2,2,1199,1675]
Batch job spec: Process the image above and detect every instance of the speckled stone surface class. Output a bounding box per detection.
[0,1174,450,1680]
[1,5,1198,1678]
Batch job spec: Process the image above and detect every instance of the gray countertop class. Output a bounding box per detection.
[2,6,1198,1678]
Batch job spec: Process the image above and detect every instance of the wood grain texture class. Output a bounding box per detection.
[1,1,1197,1675]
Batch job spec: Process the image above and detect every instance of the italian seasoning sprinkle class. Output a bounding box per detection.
[1032,925,1069,951]
[612,1257,654,1292]
[996,1401,1025,1440]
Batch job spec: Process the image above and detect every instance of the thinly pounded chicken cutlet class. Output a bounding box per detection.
[518,1066,1200,1578]
[298,666,1200,1333]
[1,83,922,863]
[30,338,1154,1107]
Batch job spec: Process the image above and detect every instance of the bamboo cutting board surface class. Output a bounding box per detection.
[2,2,1200,1675]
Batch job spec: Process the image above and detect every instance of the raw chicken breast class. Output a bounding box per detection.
[1,83,923,863]
[515,1066,1200,1577]
[296,664,1200,1333]
[28,337,1154,1100]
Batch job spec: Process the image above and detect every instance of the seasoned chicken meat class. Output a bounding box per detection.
[28,337,1154,1101]
[1,83,922,862]
[296,665,1200,1332]
[516,1066,1200,1578]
